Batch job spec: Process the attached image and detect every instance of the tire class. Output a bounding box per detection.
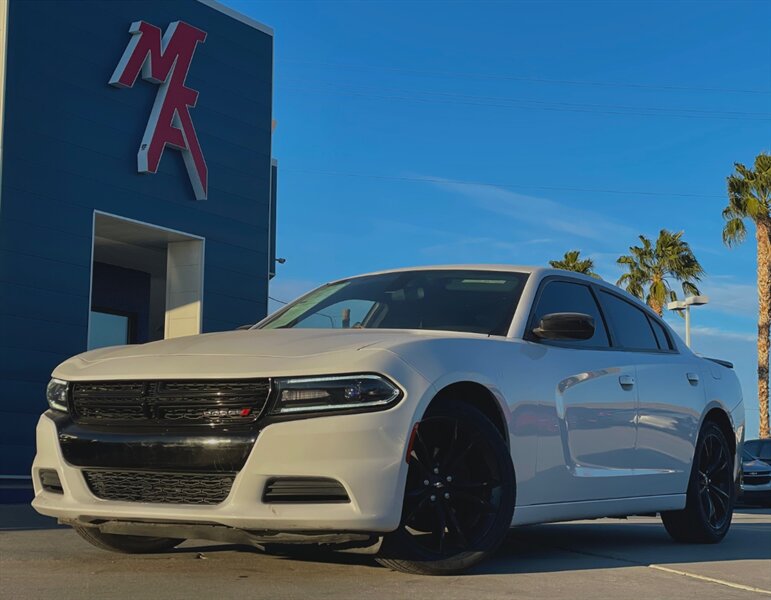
[376,400,515,575]
[73,525,184,554]
[661,421,735,544]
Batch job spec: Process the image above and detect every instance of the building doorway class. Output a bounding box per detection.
[88,212,205,350]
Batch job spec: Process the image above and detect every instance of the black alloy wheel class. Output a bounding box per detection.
[661,420,735,544]
[377,400,515,575]
[696,430,733,530]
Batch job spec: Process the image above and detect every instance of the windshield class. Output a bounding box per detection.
[259,270,529,336]
[743,449,758,461]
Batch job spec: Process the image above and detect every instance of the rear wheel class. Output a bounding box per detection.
[376,401,515,575]
[661,421,735,543]
[73,526,184,554]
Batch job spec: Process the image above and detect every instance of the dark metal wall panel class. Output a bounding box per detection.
[0,0,274,477]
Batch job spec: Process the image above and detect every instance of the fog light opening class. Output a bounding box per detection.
[39,469,63,494]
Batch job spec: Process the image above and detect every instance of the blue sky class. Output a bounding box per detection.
[226,0,770,436]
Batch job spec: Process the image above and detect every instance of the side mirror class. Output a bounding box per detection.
[532,312,595,341]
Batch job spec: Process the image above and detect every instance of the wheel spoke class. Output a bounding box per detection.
[700,439,711,471]
[433,503,448,554]
[453,490,496,514]
[707,460,728,477]
[703,489,716,525]
[451,478,499,491]
[444,435,481,473]
[436,419,461,469]
[707,444,725,474]
[709,488,727,515]
[445,502,470,549]
[403,495,430,525]
[410,429,434,476]
[406,487,427,498]
[710,485,729,500]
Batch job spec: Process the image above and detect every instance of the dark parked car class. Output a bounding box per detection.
[739,448,771,507]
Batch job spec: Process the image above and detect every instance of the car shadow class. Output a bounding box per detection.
[172,509,771,575]
[472,510,771,576]
[7,503,769,577]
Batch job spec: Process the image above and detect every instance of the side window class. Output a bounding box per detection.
[531,281,609,347]
[599,291,658,351]
[648,317,673,351]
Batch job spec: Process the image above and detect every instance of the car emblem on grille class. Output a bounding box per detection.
[202,408,252,418]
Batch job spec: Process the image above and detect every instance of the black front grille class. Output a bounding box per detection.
[83,470,235,504]
[744,474,771,486]
[263,477,350,503]
[71,379,270,427]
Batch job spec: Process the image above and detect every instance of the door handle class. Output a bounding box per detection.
[687,372,700,385]
[619,375,635,388]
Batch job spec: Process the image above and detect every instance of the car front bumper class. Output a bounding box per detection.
[740,479,771,506]
[31,393,423,533]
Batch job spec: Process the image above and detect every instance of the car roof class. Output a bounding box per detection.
[332,264,546,281]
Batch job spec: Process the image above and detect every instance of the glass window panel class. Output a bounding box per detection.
[88,311,130,350]
[599,292,658,350]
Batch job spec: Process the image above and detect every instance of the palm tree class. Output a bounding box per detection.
[549,250,601,278]
[723,152,771,439]
[616,229,704,316]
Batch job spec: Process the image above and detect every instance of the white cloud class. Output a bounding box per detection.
[668,322,755,343]
[700,278,757,317]
[421,235,554,256]
[423,176,636,243]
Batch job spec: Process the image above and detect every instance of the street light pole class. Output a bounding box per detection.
[666,295,709,348]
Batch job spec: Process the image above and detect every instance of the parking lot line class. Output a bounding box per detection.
[648,565,771,596]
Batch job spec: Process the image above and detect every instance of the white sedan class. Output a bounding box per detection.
[32,266,744,575]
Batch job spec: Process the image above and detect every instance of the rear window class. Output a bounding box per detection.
[599,291,658,351]
[649,317,673,350]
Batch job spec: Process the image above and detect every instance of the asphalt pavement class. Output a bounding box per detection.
[1,504,769,599]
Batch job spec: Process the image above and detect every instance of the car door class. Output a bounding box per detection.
[523,278,639,504]
[597,290,705,497]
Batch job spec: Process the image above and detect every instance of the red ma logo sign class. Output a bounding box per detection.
[110,21,208,200]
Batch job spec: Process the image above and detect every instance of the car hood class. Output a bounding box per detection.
[52,328,487,381]
[743,459,771,473]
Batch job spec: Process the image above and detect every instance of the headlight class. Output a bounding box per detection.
[272,374,402,415]
[46,378,69,412]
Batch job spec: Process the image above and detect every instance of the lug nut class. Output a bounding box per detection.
[430,494,437,502]
[446,475,453,483]
[433,467,439,474]
[444,492,450,499]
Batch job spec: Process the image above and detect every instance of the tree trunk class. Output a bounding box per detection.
[757,219,771,439]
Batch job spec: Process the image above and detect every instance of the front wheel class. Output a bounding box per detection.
[661,421,735,543]
[376,400,515,575]
[73,525,184,554]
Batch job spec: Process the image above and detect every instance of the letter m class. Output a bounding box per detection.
[109,21,208,200]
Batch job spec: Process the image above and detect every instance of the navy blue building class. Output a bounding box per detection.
[0,0,277,495]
